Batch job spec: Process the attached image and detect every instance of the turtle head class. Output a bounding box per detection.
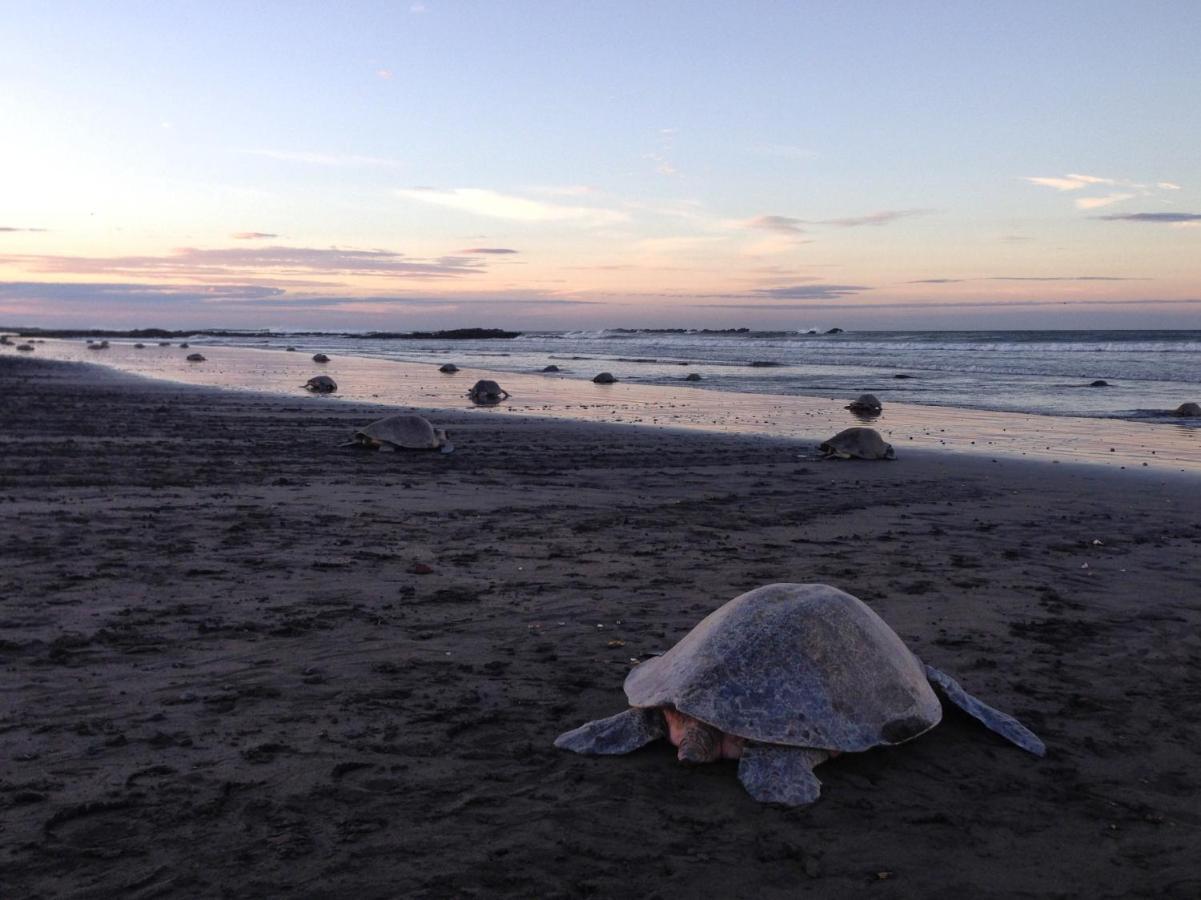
[662,707,724,765]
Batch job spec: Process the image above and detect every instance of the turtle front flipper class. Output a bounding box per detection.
[924,664,1046,757]
[737,745,829,806]
[554,707,666,755]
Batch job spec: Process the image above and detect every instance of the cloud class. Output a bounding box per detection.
[1024,174,1116,191]
[461,247,519,254]
[0,246,486,281]
[747,283,870,300]
[817,209,935,227]
[231,232,278,240]
[375,69,393,79]
[1096,212,1201,223]
[746,215,806,234]
[909,275,1141,284]
[241,149,403,167]
[1075,193,1135,210]
[0,227,47,233]
[703,297,1201,312]
[1158,182,1182,190]
[396,187,626,225]
[0,281,284,305]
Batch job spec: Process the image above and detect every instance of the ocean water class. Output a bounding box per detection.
[187,329,1201,423]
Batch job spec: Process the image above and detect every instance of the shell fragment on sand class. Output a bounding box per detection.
[555,583,1045,806]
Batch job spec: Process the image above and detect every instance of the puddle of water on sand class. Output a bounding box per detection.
[13,339,1201,474]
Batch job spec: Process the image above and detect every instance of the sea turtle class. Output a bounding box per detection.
[180,342,189,348]
[593,372,618,384]
[846,393,882,413]
[684,373,702,381]
[439,363,460,374]
[89,341,109,351]
[345,414,453,453]
[186,353,206,362]
[286,346,297,352]
[158,342,170,346]
[134,342,145,349]
[0,335,11,345]
[542,365,561,373]
[468,379,509,404]
[304,375,337,393]
[313,353,330,363]
[1174,402,1201,417]
[820,427,895,460]
[16,343,34,352]
[556,583,1044,806]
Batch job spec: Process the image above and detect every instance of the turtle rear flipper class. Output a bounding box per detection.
[555,707,665,755]
[737,745,828,806]
[924,664,1046,757]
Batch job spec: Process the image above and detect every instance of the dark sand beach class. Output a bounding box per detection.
[2,355,1200,899]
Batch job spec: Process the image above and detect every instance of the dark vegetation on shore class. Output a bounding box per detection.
[3,327,522,340]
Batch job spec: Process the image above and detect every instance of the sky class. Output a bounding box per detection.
[2,1,1200,331]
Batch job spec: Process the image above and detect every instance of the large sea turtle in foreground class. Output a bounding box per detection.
[820,426,895,460]
[556,584,1044,806]
[345,414,453,453]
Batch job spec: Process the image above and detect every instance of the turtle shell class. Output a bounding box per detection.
[305,375,337,393]
[624,583,941,752]
[354,414,448,449]
[846,393,882,411]
[1174,402,1201,417]
[820,427,895,460]
[439,363,459,374]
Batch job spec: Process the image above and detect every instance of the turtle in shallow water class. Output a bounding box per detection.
[542,365,561,373]
[593,372,618,384]
[684,373,702,381]
[345,414,453,453]
[1173,402,1201,417]
[304,375,337,393]
[312,353,330,363]
[468,379,509,404]
[845,393,882,413]
[556,583,1044,806]
[186,353,206,362]
[1088,380,1111,388]
[820,426,895,460]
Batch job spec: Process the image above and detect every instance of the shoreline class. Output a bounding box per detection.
[7,338,1201,475]
[2,354,1200,897]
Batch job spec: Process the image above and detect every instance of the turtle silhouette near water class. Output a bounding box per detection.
[820,427,895,460]
[556,583,1044,806]
[344,414,453,453]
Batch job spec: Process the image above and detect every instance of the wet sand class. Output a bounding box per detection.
[17,338,1201,473]
[2,355,1200,899]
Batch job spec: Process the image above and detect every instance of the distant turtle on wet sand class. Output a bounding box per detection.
[180,342,189,348]
[1089,380,1111,388]
[593,372,618,384]
[468,379,510,404]
[304,375,337,393]
[158,342,171,346]
[1174,402,1201,417]
[556,583,1044,806]
[186,353,206,362]
[820,427,895,460]
[845,393,882,413]
[16,343,34,352]
[89,340,110,351]
[286,346,297,352]
[312,353,330,363]
[542,365,561,373]
[345,414,453,453]
[684,373,702,381]
[439,363,460,374]
[134,342,145,349]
